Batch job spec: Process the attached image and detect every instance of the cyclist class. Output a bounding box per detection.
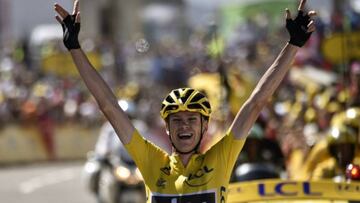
[311,125,359,181]
[54,0,316,202]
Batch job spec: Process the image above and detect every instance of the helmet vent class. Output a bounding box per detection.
[165,96,175,103]
[184,89,194,99]
[164,105,178,112]
[178,89,194,103]
[203,101,211,109]
[188,103,204,110]
[190,93,204,103]
[174,90,180,98]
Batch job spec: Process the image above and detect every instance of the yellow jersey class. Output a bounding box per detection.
[125,130,245,203]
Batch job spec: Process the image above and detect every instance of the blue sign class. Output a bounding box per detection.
[258,182,322,197]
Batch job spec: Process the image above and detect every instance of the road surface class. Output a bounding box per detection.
[0,161,96,203]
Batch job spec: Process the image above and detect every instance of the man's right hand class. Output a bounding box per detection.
[54,0,81,50]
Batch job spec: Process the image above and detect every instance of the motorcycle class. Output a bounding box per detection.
[83,149,146,203]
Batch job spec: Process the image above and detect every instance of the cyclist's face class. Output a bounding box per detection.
[167,111,208,153]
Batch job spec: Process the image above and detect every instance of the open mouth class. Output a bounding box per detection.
[178,133,193,140]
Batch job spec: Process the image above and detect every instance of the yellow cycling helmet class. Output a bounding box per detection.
[160,88,211,120]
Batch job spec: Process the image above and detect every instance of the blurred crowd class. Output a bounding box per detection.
[1,2,360,181]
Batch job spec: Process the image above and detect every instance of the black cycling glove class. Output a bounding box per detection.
[61,15,81,50]
[286,10,312,47]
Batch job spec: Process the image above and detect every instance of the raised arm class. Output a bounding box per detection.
[229,0,316,139]
[54,1,135,144]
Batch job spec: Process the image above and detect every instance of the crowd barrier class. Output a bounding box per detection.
[0,123,100,164]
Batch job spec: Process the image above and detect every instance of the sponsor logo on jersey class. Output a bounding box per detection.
[160,166,171,176]
[156,178,167,188]
[185,166,214,187]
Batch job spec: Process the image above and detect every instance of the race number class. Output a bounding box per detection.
[151,192,216,203]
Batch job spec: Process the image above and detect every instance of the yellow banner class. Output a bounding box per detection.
[228,179,360,202]
[41,51,102,77]
[322,31,360,64]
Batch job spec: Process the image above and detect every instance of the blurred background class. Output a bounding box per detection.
[0,0,360,202]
